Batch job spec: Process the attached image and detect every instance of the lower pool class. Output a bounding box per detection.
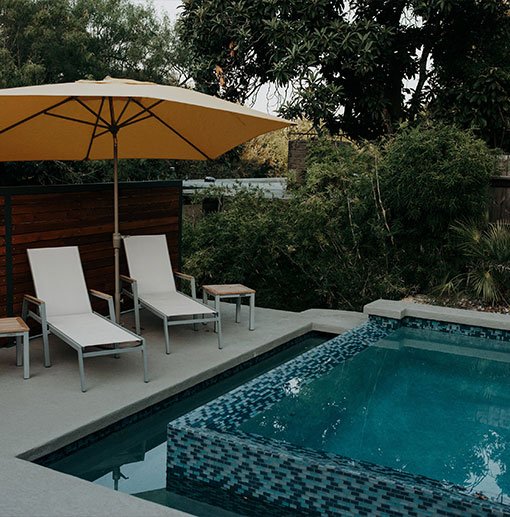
[37,331,334,516]
[167,317,510,516]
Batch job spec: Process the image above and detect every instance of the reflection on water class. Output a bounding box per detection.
[240,327,510,504]
[44,332,335,516]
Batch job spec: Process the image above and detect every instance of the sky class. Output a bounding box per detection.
[143,0,181,19]
[132,0,278,114]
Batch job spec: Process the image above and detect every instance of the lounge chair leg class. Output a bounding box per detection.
[114,343,120,359]
[193,314,198,331]
[201,292,208,326]
[217,312,222,350]
[141,339,149,383]
[78,350,86,392]
[164,319,170,354]
[41,321,51,367]
[134,298,141,335]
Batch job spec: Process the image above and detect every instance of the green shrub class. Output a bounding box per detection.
[183,141,406,312]
[436,221,510,304]
[379,122,495,290]
[183,123,494,312]
[380,123,494,236]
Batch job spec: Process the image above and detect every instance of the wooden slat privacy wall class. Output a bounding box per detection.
[0,180,182,317]
[490,176,510,223]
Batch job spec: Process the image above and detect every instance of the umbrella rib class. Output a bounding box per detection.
[85,97,106,160]
[72,97,113,129]
[45,111,109,129]
[129,98,212,160]
[94,128,113,139]
[117,113,154,129]
[114,98,133,127]
[117,99,163,128]
[0,97,74,134]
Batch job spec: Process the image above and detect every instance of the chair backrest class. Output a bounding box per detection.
[123,235,176,296]
[27,246,92,317]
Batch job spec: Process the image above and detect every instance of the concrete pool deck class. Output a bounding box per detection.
[0,303,365,517]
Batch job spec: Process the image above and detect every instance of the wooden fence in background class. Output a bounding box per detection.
[490,176,510,223]
[0,180,182,317]
[491,156,510,222]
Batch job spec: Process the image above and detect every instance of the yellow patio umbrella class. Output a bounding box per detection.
[0,77,293,319]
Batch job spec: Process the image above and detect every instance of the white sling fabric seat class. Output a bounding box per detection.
[24,246,148,392]
[141,292,216,318]
[47,313,138,348]
[123,235,221,353]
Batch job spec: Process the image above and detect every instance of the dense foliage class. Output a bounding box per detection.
[184,123,495,311]
[379,123,494,289]
[436,221,510,305]
[178,0,510,148]
[0,0,180,87]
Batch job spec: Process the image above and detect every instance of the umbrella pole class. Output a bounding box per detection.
[113,132,121,323]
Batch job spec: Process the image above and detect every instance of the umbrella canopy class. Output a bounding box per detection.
[0,77,291,161]
[0,77,293,319]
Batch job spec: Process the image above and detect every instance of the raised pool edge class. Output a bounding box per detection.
[166,316,510,517]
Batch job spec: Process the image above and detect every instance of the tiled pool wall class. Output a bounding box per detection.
[167,316,510,516]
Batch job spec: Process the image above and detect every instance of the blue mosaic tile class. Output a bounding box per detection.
[167,318,510,516]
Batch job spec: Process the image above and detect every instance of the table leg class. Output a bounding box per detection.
[23,332,29,379]
[249,293,255,331]
[235,297,241,323]
[214,295,220,333]
[16,335,22,367]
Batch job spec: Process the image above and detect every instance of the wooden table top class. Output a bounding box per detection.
[0,317,29,334]
[202,284,256,296]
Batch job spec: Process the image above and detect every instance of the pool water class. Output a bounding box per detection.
[239,326,510,503]
[42,332,334,516]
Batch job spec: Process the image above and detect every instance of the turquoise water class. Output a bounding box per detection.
[43,332,334,517]
[240,327,510,503]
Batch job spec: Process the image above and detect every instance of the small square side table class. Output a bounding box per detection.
[0,317,30,379]
[202,284,256,331]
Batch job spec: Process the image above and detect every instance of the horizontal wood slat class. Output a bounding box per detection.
[0,181,182,322]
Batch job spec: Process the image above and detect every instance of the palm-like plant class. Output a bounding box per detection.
[437,221,510,304]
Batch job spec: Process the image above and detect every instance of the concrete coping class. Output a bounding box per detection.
[364,299,510,331]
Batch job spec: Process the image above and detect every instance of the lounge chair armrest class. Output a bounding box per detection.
[23,294,45,306]
[175,271,194,281]
[89,289,116,322]
[22,294,47,326]
[120,274,137,285]
[89,289,112,301]
[175,271,197,299]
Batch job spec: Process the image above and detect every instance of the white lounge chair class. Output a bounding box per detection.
[22,246,148,392]
[122,235,221,353]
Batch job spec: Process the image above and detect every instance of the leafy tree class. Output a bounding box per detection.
[178,0,510,147]
[427,1,510,149]
[0,0,181,87]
